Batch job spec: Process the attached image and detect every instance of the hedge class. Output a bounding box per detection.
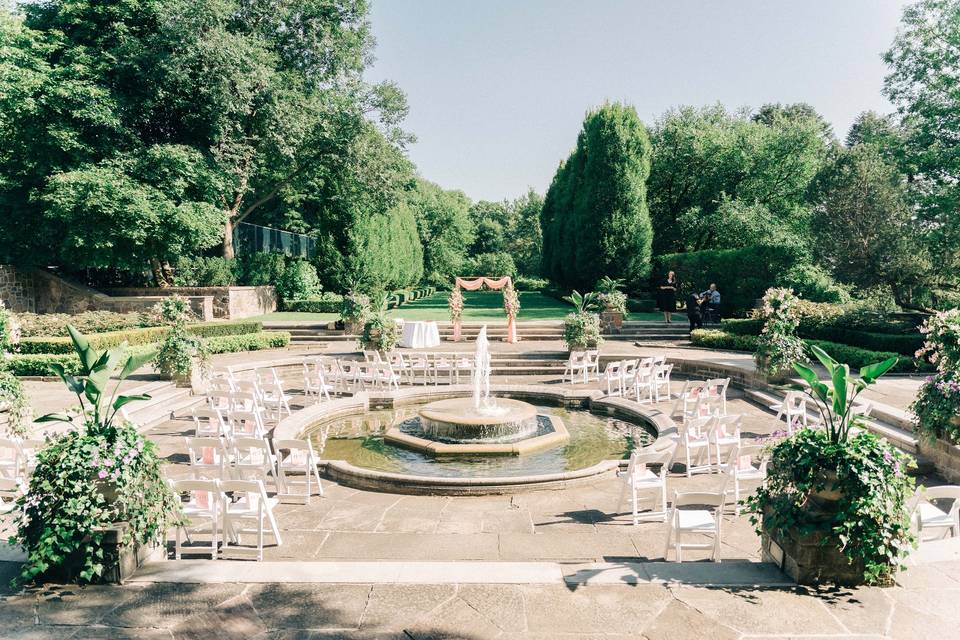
[284,295,343,313]
[689,329,930,374]
[17,321,263,355]
[653,243,805,316]
[204,331,291,354]
[720,318,922,356]
[627,298,656,313]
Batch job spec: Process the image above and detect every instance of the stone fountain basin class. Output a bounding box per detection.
[384,415,569,456]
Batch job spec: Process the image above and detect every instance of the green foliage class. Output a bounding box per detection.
[203,331,290,354]
[653,243,806,315]
[780,264,851,304]
[172,256,241,287]
[0,371,30,437]
[156,326,209,381]
[1,353,89,377]
[754,288,808,377]
[626,298,656,313]
[647,104,829,255]
[467,190,544,276]
[563,312,603,350]
[690,329,760,351]
[283,293,345,313]
[744,429,914,585]
[276,259,321,303]
[463,252,518,278]
[916,309,960,373]
[240,252,287,286]
[12,421,180,584]
[542,103,653,291]
[405,179,475,285]
[563,290,602,315]
[340,291,371,326]
[14,311,158,337]
[0,301,20,352]
[18,321,262,354]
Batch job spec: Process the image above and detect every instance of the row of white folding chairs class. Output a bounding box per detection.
[670,378,730,423]
[195,404,268,440]
[170,477,282,561]
[209,367,293,421]
[678,413,742,478]
[770,390,874,435]
[0,437,44,480]
[603,358,673,401]
[374,351,475,386]
[185,436,323,502]
[563,349,601,383]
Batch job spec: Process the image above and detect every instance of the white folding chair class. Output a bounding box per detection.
[185,436,229,479]
[0,438,23,480]
[16,438,43,477]
[207,390,234,414]
[433,354,455,385]
[274,438,324,502]
[385,352,412,385]
[911,486,960,542]
[671,382,715,424]
[620,445,676,524]
[563,351,587,384]
[620,359,639,394]
[229,437,279,488]
[704,378,730,416]
[453,354,474,384]
[171,479,223,559]
[653,363,673,401]
[258,368,293,420]
[220,479,282,560]
[604,361,624,396]
[407,353,432,386]
[718,444,767,516]
[0,477,21,517]
[208,376,236,395]
[584,349,600,381]
[362,350,383,364]
[632,364,656,404]
[664,487,727,562]
[771,390,808,432]
[192,408,228,438]
[229,410,267,439]
[680,415,715,477]
[709,414,742,471]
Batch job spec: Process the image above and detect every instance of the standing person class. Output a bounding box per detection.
[700,283,721,324]
[686,293,703,332]
[657,270,678,324]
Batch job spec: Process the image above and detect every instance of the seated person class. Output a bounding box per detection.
[686,293,703,331]
[700,284,721,323]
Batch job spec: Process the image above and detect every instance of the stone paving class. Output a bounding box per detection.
[3,344,953,639]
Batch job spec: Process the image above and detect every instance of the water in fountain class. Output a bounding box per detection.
[472,325,508,417]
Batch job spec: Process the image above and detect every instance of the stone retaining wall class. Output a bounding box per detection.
[108,286,276,319]
[918,437,960,483]
[0,265,37,312]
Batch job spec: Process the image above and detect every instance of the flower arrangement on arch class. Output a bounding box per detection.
[502,283,520,319]
[448,287,464,321]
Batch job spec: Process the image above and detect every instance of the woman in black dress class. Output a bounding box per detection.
[657,270,678,324]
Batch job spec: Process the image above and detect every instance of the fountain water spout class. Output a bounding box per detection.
[473,325,492,411]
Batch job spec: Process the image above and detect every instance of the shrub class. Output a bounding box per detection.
[360,316,401,352]
[0,353,87,376]
[563,312,602,350]
[341,291,371,326]
[13,311,158,337]
[241,252,287,286]
[626,298,655,313]
[690,329,759,351]
[0,371,30,436]
[754,288,807,377]
[805,340,925,373]
[153,295,209,381]
[781,263,851,304]
[18,321,262,354]
[463,252,518,278]
[203,331,291,354]
[916,309,960,373]
[276,259,321,302]
[1,300,21,352]
[514,276,550,291]
[283,293,344,313]
[912,372,960,444]
[172,256,240,287]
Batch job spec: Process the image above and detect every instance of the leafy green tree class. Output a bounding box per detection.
[809,144,930,306]
[541,103,653,291]
[507,189,544,276]
[883,0,960,289]
[404,179,474,285]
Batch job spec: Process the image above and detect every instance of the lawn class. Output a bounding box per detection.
[252,290,672,323]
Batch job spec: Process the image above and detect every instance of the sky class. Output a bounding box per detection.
[365,0,912,202]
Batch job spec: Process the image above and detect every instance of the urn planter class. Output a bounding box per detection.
[600,310,623,333]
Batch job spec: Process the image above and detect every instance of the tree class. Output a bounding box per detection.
[883,0,960,290]
[809,144,929,305]
[541,103,653,291]
[507,189,544,276]
[404,179,475,285]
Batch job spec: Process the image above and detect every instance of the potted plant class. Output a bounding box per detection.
[595,276,628,332]
[153,296,209,390]
[562,290,603,351]
[754,287,807,382]
[360,295,401,352]
[341,290,371,334]
[746,345,912,585]
[912,310,960,473]
[11,326,180,584]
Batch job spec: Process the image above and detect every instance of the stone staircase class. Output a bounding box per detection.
[120,379,203,431]
[266,320,691,347]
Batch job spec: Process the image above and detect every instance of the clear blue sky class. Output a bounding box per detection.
[366,0,910,202]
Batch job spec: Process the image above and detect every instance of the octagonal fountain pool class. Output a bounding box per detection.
[304,402,654,479]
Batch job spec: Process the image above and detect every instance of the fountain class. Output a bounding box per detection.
[384,326,569,455]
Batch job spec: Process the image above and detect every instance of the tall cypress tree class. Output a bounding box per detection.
[541,103,653,291]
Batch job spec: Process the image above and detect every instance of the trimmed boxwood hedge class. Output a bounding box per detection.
[284,295,343,313]
[690,329,930,373]
[720,318,922,356]
[204,331,290,354]
[17,321,263,354]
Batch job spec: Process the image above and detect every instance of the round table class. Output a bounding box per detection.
[399,321,441,348]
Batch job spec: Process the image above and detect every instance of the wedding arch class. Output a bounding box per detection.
[448,276,519,343]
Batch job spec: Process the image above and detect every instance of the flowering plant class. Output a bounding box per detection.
[754,287,807,377]
[341,291,371,326]
[0,370,30,437]
[448,287,464,321]
[563,312,602,350]
[502,283,520,318]
[0,299,20,353]
[912,372,960,444]
[916,308,960,373]
[153,296,209,381]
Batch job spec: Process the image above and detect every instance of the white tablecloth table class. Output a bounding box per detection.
[399,321,441,348]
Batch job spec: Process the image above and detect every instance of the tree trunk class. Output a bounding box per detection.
[223,217,235,260]
[151,259,169,288]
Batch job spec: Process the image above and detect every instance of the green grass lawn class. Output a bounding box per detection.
[252,290,673,323]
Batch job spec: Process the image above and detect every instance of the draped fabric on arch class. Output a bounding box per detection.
[451,276,517,343]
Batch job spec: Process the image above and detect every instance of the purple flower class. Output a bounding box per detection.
[97,470,108,479]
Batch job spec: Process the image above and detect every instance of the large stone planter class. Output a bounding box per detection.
[918,433,960,484]
[762,522,867,586]
[600,310,624,333]
[42,522,155,585]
